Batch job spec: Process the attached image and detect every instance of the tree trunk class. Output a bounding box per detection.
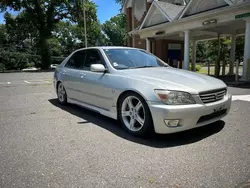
[39,32,51,69]
[215,34,221,77]
[215,59,221,77]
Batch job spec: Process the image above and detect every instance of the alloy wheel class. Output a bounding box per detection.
[57,83,66,103]
[121,96,145,132]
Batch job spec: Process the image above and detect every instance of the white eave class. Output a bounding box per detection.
[179,0,247,19]
[138,2,250,38]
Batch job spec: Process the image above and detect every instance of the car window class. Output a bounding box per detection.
[65,50,86,69]
[84,49,104,71]
[104,49,168,70]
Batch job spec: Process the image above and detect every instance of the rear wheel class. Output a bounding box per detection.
[118,92,154,137]
[57,82,67,105]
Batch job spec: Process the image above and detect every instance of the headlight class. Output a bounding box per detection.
[154,90,196,105]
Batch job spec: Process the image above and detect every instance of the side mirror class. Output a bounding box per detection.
[90,64,106,72]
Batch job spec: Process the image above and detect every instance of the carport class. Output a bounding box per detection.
[135,0,250,81]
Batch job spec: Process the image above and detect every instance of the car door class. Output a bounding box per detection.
[78,49,113,110]
[61,50,86,101]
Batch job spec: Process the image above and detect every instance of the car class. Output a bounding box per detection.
[54,47,232,137]
[22,67,39,72]
[50,64,59,69]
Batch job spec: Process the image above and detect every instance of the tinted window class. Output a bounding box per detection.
[84,49,103,71]
[65,50,86,69]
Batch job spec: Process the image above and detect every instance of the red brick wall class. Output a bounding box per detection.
[125,1,151,49]
[126,7,132,47]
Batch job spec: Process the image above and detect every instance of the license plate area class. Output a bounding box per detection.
[197,108,227,124]
[213,105,225,113]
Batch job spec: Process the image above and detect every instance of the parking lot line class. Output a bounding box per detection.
[232,95,250,102]
[24,81,30,84]
[7,82,11,84]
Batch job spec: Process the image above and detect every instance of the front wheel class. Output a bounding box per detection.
[57,82,67,105]
[118,92,154,137]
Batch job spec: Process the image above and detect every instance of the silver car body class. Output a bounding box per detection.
[54,47,232,134]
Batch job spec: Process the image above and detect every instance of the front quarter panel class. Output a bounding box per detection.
[110,74,161,106]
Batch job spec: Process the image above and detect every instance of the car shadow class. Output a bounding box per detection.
[49,99,225,148]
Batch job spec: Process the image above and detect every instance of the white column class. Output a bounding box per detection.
[146,38,151,52]
[243,19,250,81]
[184,30,190,70]
[192,40,197,72]
[229,35,236,75]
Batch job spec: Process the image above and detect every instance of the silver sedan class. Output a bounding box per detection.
[54,47,232,137]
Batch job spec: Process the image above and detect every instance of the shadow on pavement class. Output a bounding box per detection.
[49,99,225,148]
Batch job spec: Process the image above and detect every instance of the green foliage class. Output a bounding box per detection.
[0,51,41,70]
[0,0,108,69]
[115,0,123,5]
[0,0,76,69]
[189,64,201,72]
[72,0,105,47]
[102,14,127,46]
[195,65,201,72]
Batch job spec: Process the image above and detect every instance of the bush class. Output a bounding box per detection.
[195,65,201,72]
[0,51,41,70]
[189,64,202,72]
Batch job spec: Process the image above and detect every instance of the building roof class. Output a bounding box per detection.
[140,1,185,29]
[156,1,185,20]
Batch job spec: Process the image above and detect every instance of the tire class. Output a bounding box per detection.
[57,82,67,105]
[118,92,154,137]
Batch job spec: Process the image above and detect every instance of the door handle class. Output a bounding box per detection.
[80,73,87,78]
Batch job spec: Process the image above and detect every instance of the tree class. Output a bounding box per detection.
[236,36,244,63]
[0,24,7,47]
[71,0,103,47]
[53,21,82,55]
[115,0,123,5]
[4,12,38,53]
[102,14,127,46]
[0,0,74,69]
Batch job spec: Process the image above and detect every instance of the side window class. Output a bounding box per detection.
[84,49,104,71]
[65,50,86,69]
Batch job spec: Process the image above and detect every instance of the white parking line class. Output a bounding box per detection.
[7,82,11,84]
[232,95,250,102]
[24,81,30,84]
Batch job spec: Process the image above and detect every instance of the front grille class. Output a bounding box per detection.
[197,109,227,124]
[199,88,227,104]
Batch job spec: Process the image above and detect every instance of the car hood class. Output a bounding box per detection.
[121,67,227,94]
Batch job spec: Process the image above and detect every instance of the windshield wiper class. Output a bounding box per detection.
[131,66,156,69]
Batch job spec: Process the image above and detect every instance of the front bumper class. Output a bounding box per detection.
[148,94,232,134]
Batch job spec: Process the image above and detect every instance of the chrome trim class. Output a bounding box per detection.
[199,88,227,104]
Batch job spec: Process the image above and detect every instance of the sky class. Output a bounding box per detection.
[0,0,121,24]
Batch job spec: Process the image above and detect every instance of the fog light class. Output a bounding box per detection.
[164,120,179,127]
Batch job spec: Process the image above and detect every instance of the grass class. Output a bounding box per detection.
[197,69,215,75]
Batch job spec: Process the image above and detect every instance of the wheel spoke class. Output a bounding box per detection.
[127,97,134,109]
[136,115,144,126]
[135,101,142,111]
[121,111,130,117]
[130,118,136,129]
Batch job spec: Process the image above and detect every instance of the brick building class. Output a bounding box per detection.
[124,0,186,68]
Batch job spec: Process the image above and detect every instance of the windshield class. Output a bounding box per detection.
[104,48,168,70]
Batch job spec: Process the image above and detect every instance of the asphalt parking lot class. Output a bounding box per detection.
[0,72,250,188]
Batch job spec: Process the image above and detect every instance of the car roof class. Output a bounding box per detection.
[76,46,140,51]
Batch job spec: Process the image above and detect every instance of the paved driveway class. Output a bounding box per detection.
[0,72,250,188]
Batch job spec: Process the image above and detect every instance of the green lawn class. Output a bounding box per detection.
[197,69,215,75]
